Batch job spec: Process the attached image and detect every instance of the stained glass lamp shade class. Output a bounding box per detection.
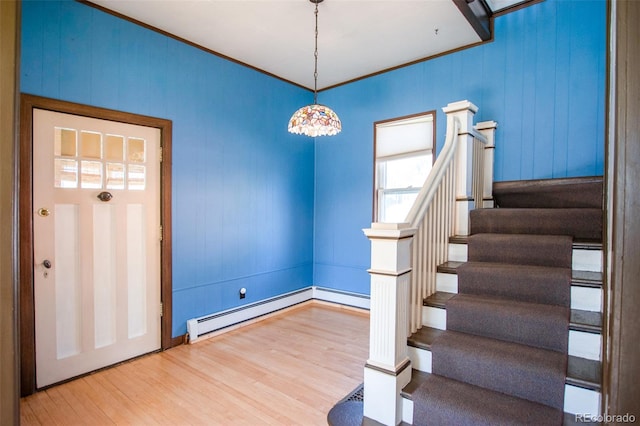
[288,104,342,137]
[287,0,342,137]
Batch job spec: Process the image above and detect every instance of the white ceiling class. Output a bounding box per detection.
[89,0,497,90]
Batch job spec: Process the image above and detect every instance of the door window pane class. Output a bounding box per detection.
[51,125,151,192]
[128,164,145,190]
[55,159,78,188]
[106,163,125,190]
[81,131,102,159]
[81,161,103,189]
[105,135,124,161]
[128,138,145,163]
[54,128,77,157]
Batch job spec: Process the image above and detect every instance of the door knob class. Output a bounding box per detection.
[43,260,52,269]
[97,191,113,202]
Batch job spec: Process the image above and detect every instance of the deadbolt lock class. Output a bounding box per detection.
[37,208,50,217]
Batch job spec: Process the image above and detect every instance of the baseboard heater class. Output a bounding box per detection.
[187,286,370,343]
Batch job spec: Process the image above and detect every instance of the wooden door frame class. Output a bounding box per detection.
[606,0,640,415]
[19,94,174,396]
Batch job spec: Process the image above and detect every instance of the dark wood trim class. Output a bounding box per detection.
[600,0,612,413]
[80,0,494,94]
[491,0,543,17]
[607,0,640,416]
[374,110,438,128]
[19,96,35,397]
[364,358,411,377]
[1,0,20,422]
[159,120,174,351]
[372,110,437,223]
[366,268,412,278]
[170,335,186,348]
[320,39,490,92]
[452,0,492,42]
[78,0,310,92]
[19,94,173,396]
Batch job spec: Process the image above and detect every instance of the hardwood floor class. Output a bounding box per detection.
[20,302,370,425]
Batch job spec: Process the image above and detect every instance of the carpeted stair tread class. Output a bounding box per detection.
[431,330,567,409]
[449,236,603,250]
[467,233,573,268]
[457,262,571,307]
[411,373,563,426]
[438,261,604,288]
[446,294,570,352]
[408,329,602,391]
[470,208,603,241]
[423,291,602,334]
[492,176,603,209]
[405,179,598,423]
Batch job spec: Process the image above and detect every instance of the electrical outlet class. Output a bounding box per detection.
[239,287,246,299]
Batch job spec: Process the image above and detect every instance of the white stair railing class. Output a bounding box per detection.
[362,101,496,425]
[405,113,459,334]
[405,102,497,333]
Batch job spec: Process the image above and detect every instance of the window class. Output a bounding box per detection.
[53,127,148,191]
[374,112,435,222]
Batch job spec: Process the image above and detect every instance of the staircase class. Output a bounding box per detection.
[402,177,604,425]
[359,102,604,425]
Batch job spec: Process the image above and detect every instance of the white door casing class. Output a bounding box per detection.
[33,109,161,388]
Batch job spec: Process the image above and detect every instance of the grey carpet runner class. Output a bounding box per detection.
[412,374,564,426]
[470,208,602,241]
[412,210,577,425]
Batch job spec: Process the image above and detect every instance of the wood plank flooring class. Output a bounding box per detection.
[20,302,369,425]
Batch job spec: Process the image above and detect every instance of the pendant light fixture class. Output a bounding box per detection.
[288,0,342,137]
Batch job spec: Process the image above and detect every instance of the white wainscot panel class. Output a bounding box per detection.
[54,204,81,359]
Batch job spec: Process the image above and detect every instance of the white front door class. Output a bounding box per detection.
[32,109,161,388]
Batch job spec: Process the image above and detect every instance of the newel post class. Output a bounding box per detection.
[476,120,498,207]
[362,223,416,425]
[442,100,479,236]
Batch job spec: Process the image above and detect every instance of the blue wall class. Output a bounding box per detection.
[21,0,606,332]
[313,0,606,294]
[21,0,316,337]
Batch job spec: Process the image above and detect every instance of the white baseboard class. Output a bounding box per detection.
[186,285,370,343]
[312,286,371,310]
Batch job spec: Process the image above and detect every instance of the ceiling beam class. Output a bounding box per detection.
[453,0,493,41]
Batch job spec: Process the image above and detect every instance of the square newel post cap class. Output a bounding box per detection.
[442,100,478,133]
[475,120,498,130]
[442,100,478,114]
[364,223,415,273]
[363,222,417,240]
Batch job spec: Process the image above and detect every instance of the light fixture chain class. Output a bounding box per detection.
[287,0,341,137]
[313,0,319,104]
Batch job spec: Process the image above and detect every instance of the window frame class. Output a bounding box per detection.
[372,110,436,222]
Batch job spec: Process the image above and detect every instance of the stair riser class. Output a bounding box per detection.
[422,306,602,361]
[435,273,603,312]
[400,376,601,424]
[469,208,604,242]
[448,244,603,273]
